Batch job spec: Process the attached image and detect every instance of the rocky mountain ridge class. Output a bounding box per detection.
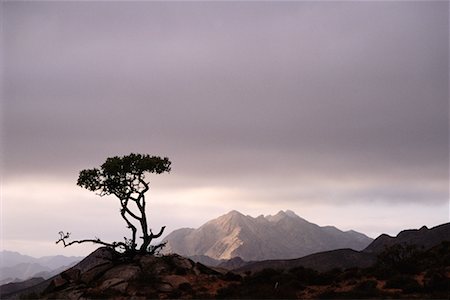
[163,210,373,261]
[229,222,450,274]
[363,222,450,253]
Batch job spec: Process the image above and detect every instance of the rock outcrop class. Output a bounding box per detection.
[17,247,237,299]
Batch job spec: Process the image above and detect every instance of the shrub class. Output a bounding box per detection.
[223,271,242,282]
[385,274,422,293]
[423,268,450,292]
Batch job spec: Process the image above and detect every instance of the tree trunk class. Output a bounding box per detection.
[139,196,150,252]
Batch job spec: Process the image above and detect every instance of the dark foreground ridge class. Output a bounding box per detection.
[217,241,450,299]
[364,222,450,253]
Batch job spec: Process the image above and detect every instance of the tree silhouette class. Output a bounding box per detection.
[57,153,171,254]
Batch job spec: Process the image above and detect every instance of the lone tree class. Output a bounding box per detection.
[57,153,171,254]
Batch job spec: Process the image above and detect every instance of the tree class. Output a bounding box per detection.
[57,153,171,254]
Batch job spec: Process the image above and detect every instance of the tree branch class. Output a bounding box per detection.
[148,241,167,255]
[119,204,138,250]
[120,199,142,221]
[150,226,166,239]
[56,231,128,251]
[139,177,150,194]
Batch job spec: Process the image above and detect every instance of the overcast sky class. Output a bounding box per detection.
[1,1,449,257]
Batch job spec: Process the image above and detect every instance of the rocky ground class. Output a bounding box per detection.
[16,247,238,299]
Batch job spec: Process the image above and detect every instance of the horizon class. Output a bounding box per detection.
[1,1,449,258]
[1,208,448,258]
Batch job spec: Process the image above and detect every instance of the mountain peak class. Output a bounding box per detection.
[218,210,246,223]
[285,210,297,217]
[164,210,373,261]
[266,210,300,222]
[226,210,244,217]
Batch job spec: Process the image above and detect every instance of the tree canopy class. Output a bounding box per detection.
[57,153,171,254]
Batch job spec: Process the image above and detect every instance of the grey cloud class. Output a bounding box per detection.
[2,1,448,204]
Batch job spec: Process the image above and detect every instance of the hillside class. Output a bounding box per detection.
[235,249,376,273]
[163,210,372,261]
[363,223,450,254]
[0,251,83,284]
[227,222,450,274]
[217,241,450,299]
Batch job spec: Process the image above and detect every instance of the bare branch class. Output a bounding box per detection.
[120,199,142,221]
[150,226,166,239]
[148,241,167,255]
[120,209,137,250]
[139,178,150,194]
[56,231,128,251]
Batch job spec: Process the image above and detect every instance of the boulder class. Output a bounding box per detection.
[171,255,194,270]
[101,265,141,282]
[156,282,173,293]
[98,278,129,293]
[73,247,115,273]
[139,255,167,274]
[161,275,190,288]
[61,268,81,282]
[80,262,113,284]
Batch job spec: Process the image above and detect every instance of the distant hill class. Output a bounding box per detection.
[229,222,450,274]
[0,263,51,284]
[363,222,450,254]
[0,277,46,298]
[163,210,373,261]
[234,248,376,273]
[0,251,83,284]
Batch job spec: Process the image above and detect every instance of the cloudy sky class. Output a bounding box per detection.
[1,1,449,257]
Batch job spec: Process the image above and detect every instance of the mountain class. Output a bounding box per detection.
[0,251,83,284]
[235,248,376,273]
[0,251,38,268]
[231,222,450,274]
[0,251,83,269]
[163,210,373,261]
[0,263,52,283]
[363,222,450,253]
